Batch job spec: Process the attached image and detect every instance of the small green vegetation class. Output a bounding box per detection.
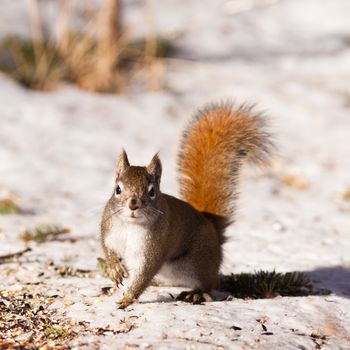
[44,326,67,340]
[62,255,73,263]
[97,257,108,277]
[0,198,20,214]
[20,224,70,243]
[220,270,312,299]
[121,37,175,65]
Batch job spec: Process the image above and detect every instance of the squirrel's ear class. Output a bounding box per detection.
[147,153,162,184]
[115,149,130,180]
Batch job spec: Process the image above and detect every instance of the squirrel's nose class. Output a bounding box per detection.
[128,198,140,211]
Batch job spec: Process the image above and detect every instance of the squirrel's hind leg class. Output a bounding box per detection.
[158,222,222,302]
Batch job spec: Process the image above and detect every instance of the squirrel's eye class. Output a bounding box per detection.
[148,184,155,199]
[115,185,122,195]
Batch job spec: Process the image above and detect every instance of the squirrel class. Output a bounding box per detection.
[100,101,273,309]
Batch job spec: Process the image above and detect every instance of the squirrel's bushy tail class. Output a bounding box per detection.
[177,102,274,242]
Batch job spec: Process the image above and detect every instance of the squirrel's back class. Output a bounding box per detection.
[177,102,274,242]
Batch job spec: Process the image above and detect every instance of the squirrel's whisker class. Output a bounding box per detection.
[148,207,164,215]
[101,208,122,225]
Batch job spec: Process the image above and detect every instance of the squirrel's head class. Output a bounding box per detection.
[109,150,163,224]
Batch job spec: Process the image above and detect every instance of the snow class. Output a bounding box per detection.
[1,0,350,349]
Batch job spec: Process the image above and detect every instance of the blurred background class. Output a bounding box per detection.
[1,0,350,268]
[0,0,350,347]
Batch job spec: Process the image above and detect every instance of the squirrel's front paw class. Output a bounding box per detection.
[108,261,128,287]
[118,293,135,309]
[108,267,123,286]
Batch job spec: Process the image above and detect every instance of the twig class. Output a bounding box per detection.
[0,247,32,263]
[176,336,225,348]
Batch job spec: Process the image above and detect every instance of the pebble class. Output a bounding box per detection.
[272,221,285,232]
[80,288,100,297]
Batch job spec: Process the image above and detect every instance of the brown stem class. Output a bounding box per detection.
[0,248,32,263]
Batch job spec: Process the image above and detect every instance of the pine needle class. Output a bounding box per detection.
[219,270,313,298]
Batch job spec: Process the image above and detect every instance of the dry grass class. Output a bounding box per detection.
[0,199,20,215]
[281,173,310,191]
[0,0,174,92]
[20,224,70,243]
[339,188,350,201]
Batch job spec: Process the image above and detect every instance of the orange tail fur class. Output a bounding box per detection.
[177,102,274,241]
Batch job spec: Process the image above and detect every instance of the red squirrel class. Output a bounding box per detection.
[100,102,273,308]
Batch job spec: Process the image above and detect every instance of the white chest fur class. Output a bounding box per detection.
[105,219,149,276]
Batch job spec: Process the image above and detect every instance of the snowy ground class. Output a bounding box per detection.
[1,0,350,349]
